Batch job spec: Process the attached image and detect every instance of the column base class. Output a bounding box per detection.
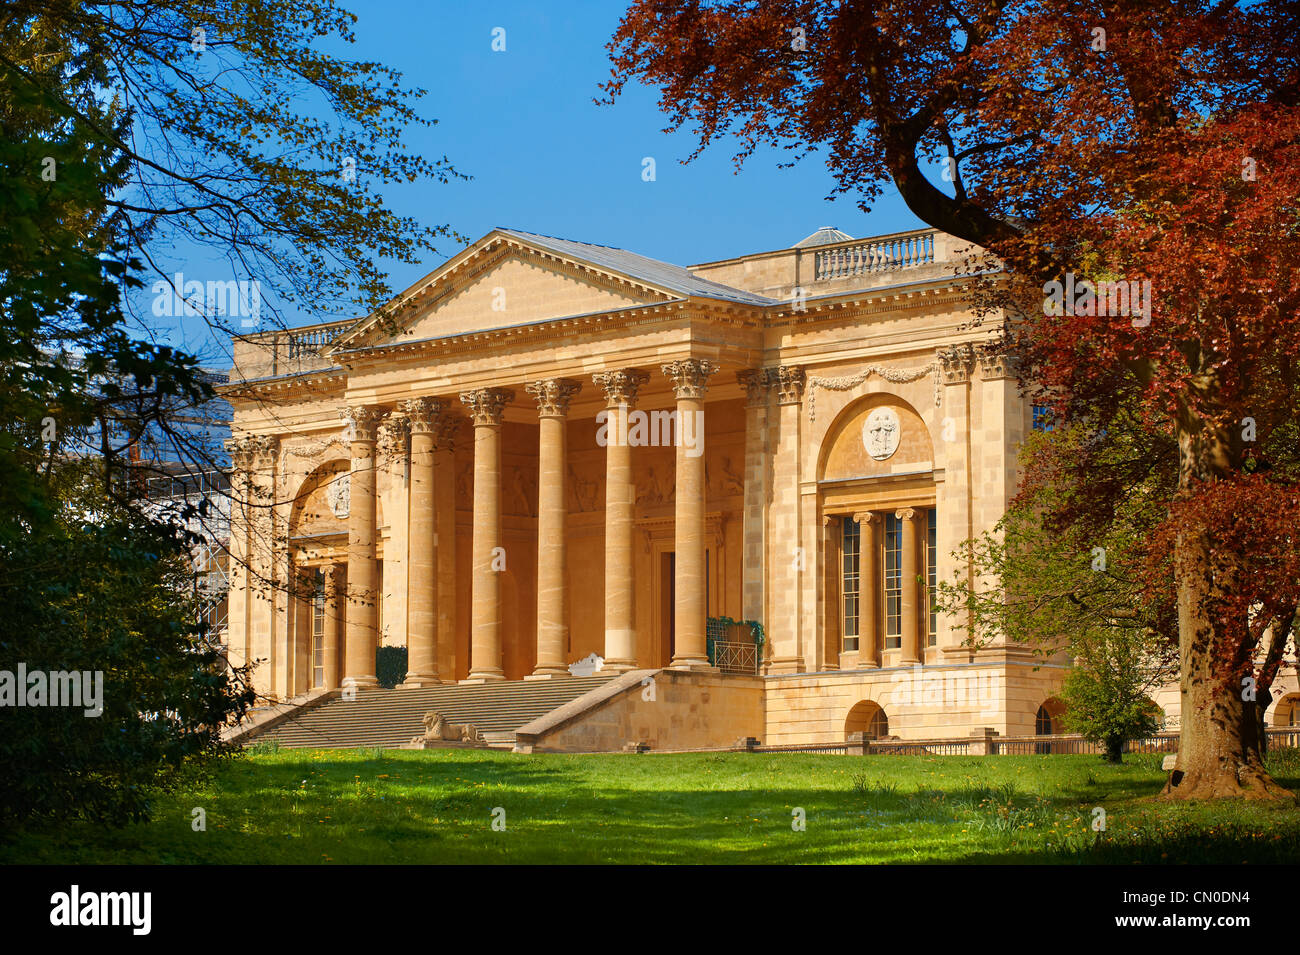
[524,670,571,680]
[668,658,716,672]
[461,673,506,684]
[397,674,443,689]
[602,658,638,673]
[341,675,379,689]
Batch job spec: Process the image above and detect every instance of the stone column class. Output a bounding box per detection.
[767,366,806,673]
[975,344,1022,654]
[401,397,447,687]
[322,562,344,689]
[592,369,649,671]
[897,506,924,665]
[245,436,279,696]
[526,378,581,677]
[663,358,718,670]
[737,370,770,628]
[224,438,254,674]
[854,512,881,669]
[460,387,514,681]
[938,344,975,655]
[432,417,460,681]
[341,407,384,688]
[292,567,311,695]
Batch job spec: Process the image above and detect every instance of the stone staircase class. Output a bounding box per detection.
[245,675,617,750]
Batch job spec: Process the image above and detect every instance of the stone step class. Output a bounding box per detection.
[251,675,616,749]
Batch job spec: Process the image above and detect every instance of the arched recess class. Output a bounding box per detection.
[285,459,356,695]
[817,392,934,483]
[1271,693,1300,727]
[289,458,384,540]
[1036,697,1067,735]
[845,700,890,740]
[817,391,939,672]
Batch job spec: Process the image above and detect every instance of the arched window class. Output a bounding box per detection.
[868,709,889,740]
[1035,705,1053,735]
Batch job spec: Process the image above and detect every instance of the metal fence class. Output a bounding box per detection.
[744,729,1299,757]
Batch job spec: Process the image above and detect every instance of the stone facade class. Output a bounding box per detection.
[222,225,1300,746]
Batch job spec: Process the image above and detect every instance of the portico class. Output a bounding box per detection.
[223,224,1087,745]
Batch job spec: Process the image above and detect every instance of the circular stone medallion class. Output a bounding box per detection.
[861,408,901,461]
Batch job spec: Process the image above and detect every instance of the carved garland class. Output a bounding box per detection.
[805,362,941,422]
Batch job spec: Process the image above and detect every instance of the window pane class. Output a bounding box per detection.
[884,514,901,648]
[311,569,325,689]
[927,508,937,646]
[842,518,860,651]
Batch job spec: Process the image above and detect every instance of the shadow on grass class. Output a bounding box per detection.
[6,750,1300,864]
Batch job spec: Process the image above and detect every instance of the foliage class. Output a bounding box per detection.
[0,460,255,828]
[375,646,408,690]
[606,0,1300,799]
[937,420,1179,761]
[1059,631,1164,763]
[0,0,454,825]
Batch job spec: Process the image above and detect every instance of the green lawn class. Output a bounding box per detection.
[6,746,1300,864]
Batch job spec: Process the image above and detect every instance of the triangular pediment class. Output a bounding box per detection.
[333,230,710,351]
[399,248,663,341]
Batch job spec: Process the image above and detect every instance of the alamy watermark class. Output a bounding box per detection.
[151,272,262,328]
[886,664,1001,717]
[1043,272,1152,327]
[0,664,103,716]
[596,405,705,458]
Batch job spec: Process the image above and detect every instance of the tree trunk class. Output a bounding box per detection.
[1105,736,1124,764]
[1163,413,1290,800]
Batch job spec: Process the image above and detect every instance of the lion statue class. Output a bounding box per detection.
[410,711,482,746]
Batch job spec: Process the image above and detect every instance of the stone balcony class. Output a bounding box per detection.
[688,227,987,302]
[230,318,353,382]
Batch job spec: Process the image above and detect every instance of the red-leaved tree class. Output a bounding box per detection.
[606,0,1300,798]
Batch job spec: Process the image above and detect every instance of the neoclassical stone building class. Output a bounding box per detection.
[223,224,1083,746]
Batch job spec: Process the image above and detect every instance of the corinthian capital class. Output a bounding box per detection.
[775,365,806,405]
[404,396,449,434]
[340,405,385,444]
[459,387,514,426]
[976,341,1021,381]
[592,369,650,408]
[377,415,410,458]
[938,343,976,384]
[736,368,771,407]
[526,378,582,417]
[661,358,719,400]
[251,434,279,465]
[226,435,256,470]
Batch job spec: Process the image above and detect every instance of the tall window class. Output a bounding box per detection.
[926,508,938,646]
[841,519,860,652]
[883,513,902,648]
[311,570,325,689]
[1032,403,1055,432]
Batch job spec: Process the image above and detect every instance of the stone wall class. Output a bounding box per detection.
[514,670,765,753]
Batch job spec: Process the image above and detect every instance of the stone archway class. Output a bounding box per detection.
[845,700,889,740]
[1036,697,1067,735]
[1271,693,1300,727]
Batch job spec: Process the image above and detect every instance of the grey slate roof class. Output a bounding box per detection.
[794,226,855,248]
[498,228,776,306]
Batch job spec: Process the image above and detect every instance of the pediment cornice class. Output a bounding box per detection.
[330,231,706,353]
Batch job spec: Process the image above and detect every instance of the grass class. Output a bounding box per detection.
[5,748,1300,864]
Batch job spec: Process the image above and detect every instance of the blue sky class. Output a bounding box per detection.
[143,0,926,362]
